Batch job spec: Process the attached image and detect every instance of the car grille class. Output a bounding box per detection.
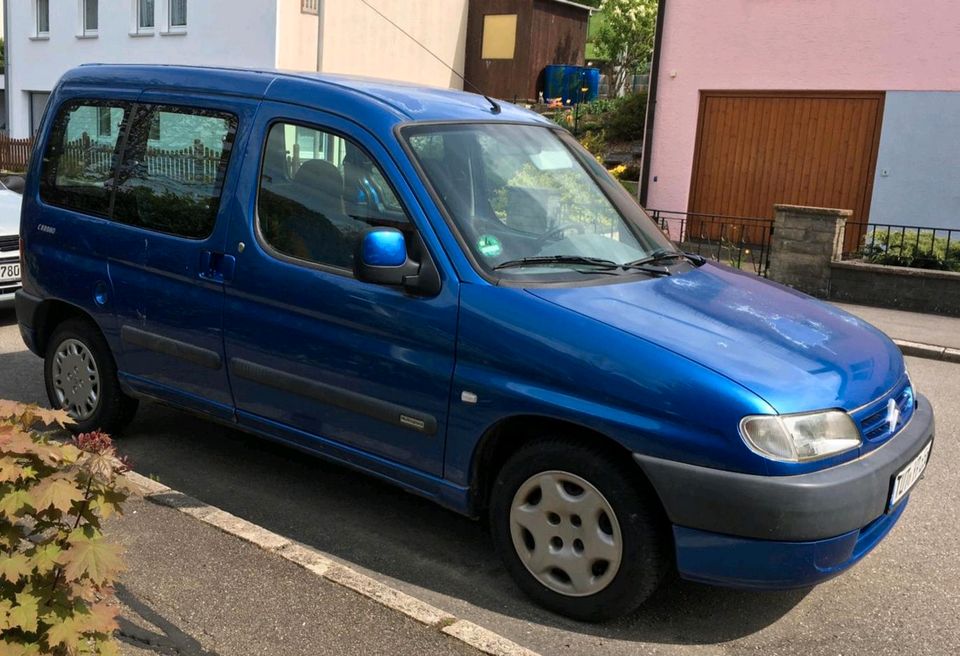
[856,380,915,443]
[0,236,18,254]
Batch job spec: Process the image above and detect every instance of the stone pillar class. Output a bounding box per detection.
[767,204,851,297]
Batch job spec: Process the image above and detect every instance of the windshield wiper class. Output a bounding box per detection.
[625,249,704,268]
[493,255,621,271]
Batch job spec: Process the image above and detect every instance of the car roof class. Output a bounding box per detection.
[59,64,553,128]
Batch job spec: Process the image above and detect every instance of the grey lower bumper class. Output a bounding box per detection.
[634,394,935,541]
[15,289,43,356]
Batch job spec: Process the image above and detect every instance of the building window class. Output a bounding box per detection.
[148,113,161,141]
[137,0,155,32]
[168,0,187,30]
[29,92,52,135]
[301,0,318,14]
[82,0,99,36]
[97,106,113,137]
[481,14,517,60]
[35,0,50,36]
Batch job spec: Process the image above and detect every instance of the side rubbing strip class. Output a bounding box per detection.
[121,326,223,370]
[230,358,437,435]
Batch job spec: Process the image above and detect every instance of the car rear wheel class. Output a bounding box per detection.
[490,438,669,621]
[44,318,138,434]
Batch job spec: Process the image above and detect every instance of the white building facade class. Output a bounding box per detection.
[4,0,319,137]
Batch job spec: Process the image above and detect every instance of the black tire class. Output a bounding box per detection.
[44,317,139,435]
[489,438,670,622]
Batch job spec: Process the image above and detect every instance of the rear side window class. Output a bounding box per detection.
[39,100,237,240]
[112,105,237,239]
[40,101,130,217]
[258,122,409,270]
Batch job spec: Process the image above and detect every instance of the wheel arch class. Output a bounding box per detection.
[468,414,665,519]
[33,299,98,355]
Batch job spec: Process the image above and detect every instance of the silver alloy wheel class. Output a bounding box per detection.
[52,338,100,421]
[509,470,623,597]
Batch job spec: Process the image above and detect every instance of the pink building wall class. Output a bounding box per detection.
[645,0,960,213]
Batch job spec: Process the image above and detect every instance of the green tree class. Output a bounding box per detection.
[592,0,658,95]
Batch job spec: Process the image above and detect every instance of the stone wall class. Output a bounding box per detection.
[765,203,959,316]
[829,261,960,317]
[767,205,851,296]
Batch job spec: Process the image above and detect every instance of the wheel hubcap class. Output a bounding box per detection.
[509,470,623,597]
[52,338,100,421]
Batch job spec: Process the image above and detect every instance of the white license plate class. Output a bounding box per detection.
[0,261,19,283]
[889,441,932,509]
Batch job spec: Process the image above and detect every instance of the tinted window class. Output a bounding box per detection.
[112,105,237,239]
[40,101,130,217]
[258,122,409,270]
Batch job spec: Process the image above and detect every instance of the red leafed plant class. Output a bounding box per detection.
[0,402,128,655]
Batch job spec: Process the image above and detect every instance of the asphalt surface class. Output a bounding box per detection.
[111,498,480,656]
[833,302,960,350]
[0,308,956,655]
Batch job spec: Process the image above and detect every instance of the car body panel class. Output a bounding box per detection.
[0,187,23,237]
[529,263,905,418]
[0,185,24,305]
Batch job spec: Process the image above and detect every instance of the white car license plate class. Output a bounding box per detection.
[889,441,932,509]
[0,261,19,283]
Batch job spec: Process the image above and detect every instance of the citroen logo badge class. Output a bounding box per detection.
[886,398,901,433]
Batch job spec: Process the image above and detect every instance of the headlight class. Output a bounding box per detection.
[740,410,861,462]
[905,367,917,395]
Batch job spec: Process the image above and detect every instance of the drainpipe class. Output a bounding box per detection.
[638,0,666,207]
[3,0,10,135]
[316,0,324,72]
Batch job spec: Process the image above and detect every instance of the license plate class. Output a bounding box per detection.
[0,261,19,283]
[889,441,932,509]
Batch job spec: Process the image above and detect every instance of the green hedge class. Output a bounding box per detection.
[862,229,960,272]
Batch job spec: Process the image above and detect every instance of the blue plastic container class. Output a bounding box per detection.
[544,65,600,104]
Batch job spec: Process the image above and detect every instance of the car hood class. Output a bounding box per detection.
[0,190,22,237]
[528,263,903,414]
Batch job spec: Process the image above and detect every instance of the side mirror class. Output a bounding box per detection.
[355,227,440,295]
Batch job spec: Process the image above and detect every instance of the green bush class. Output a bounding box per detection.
[0,403,127,655]
[578,131,606,158]
[862,229,960,272]
[602,92,648,143]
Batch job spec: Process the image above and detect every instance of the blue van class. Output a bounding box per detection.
[17,65,934,621]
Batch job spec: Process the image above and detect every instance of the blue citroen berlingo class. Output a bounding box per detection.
[17,65,934,621]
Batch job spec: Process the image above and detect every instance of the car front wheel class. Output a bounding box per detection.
[490,438,669,621]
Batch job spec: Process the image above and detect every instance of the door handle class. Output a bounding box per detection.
[199,251,236,283]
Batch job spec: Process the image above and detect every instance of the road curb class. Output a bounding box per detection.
[122,471,539,656]
[442,620,542,656]
[894,339,960,363]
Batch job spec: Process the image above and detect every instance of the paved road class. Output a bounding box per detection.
[0,309,956,656]
[832,302,960,350]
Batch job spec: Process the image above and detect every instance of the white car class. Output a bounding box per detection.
[0,181,22,307]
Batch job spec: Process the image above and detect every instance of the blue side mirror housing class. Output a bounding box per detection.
[360,228,408,267]
[356,227,444,296]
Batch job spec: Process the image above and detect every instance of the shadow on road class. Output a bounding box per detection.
[120,404,805,645]
[0,334,808,646]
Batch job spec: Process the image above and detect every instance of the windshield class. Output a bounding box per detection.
[403,123,676,281]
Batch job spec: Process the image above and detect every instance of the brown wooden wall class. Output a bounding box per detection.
[465,0,589,102]
[687,91,885,253]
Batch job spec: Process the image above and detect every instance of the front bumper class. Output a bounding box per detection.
[634,394,935,588]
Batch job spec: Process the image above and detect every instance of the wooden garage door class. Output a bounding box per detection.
[688,91,885,253]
